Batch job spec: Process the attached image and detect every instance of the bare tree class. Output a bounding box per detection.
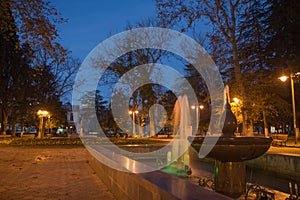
[51,55,81,99]
[156,0,258,135]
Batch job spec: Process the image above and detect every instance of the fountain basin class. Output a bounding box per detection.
[188,135,272,198]
[188,136,272,162]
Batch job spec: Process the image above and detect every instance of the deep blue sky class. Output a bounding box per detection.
[52,0,156,61]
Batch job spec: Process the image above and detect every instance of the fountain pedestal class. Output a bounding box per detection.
[215,161,245,198]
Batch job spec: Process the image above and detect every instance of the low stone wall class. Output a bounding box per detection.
[88,155,175,200]
[0,137,83,145]
[86,146,231,200]
[246,153,300,182]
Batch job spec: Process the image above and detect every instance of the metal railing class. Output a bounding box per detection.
[286,182,299,200]
[245,184,275,200]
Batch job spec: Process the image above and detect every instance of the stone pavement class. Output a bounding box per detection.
[0,147,116,200]
[0,145,299,200]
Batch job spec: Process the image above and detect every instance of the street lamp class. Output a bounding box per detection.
[230,97,243,134]
[37,110,49,138]
[191,104,204,135]
[279,72,300,144]
[233,97,240,104]
[128,110,138,137]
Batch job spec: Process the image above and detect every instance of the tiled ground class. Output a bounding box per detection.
[0,147,116,200]
[0,145,298,200]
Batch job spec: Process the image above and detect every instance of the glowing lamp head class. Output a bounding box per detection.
[279,75,288,82]
[233,97,240,103]
[37,110,49,117]
[128,110,138,115]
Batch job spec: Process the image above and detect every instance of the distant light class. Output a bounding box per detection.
[233,97,240,103]
[279,75,288,82]
[191,105,204,110]
[37,110,49,117]
[128,110,138,114]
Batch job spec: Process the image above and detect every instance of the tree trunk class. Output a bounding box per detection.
[11,120,16,137]
[137,116,143,137]
[37,117,44,138]
[263,110,269,137]
[232,42,250,136]
[242,119,254,136]
[149,109,156,137]
[1,108,8,135]
[20,120,25,137]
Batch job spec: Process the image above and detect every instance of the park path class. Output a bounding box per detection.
[0,147,116,200]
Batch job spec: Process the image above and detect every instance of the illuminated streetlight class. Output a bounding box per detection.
[279,72,300,144]
[129,110,138,137]
[233,97,240,104]
[37,110,49,116]
[230,97,243,134]
[279,75,288,82]
[37,109,49,138]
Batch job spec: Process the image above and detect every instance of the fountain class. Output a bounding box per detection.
[188,91,273,198]
[163,95,193,176]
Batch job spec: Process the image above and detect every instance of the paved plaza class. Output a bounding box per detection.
[0,145,299,200]
[0,147,116,200]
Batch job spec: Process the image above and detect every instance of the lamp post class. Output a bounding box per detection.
[191,105,204,135]
[37,110,49,138]
[279,72,300,144]
[129,110,138,137]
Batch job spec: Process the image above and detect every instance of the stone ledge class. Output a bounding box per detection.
[246,153,300,182]
[86,145,231,200]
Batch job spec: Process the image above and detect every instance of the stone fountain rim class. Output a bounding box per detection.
[188,135,273,145]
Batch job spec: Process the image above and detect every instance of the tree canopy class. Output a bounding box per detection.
[156,0,300,135]
[0,0,79,136]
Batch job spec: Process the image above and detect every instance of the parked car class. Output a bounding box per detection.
[16,129,22,137]
[104,130,115,137]
[115,129,128,138]
[157,126,173,135]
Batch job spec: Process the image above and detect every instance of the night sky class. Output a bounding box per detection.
[52,0,156,61]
